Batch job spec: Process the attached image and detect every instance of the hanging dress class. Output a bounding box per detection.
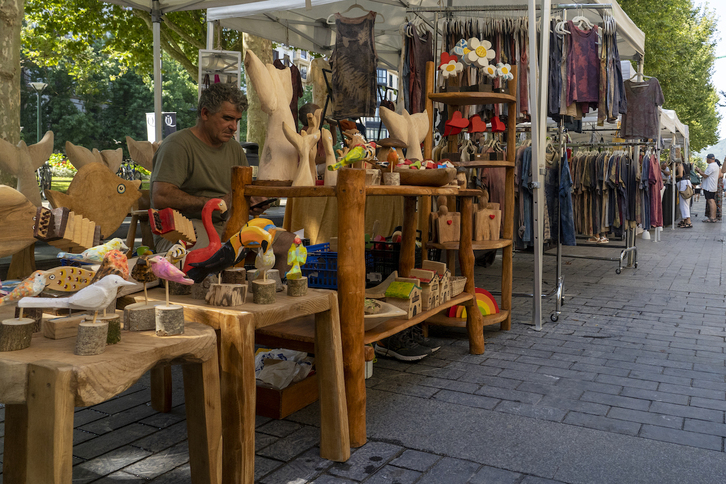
[330,12,378,119]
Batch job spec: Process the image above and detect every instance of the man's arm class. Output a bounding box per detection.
[151,181,227,212]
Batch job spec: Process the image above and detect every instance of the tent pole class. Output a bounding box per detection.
[207,19,214,50]
[153,0,163,142]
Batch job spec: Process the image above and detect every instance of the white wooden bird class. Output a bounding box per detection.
[18,275,134,322]
[251,244,276,281]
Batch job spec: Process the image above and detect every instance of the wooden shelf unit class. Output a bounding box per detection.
[422,62,516,335]
[225,165,484,450]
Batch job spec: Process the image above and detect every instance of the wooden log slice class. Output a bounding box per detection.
[221,268,247,285]
[75,321,109,356]
[14,307,42,332]
[168,280,192,296]
[190,275,215,300]
[252,279,276,305]
[99,314,122,344]
[205,283,247,307]
[124,302,161,331]
[382,172,400,186]
[0,318,35,351]
[266,269,284,292]
[155,304,185,336]
[287,277,308,297]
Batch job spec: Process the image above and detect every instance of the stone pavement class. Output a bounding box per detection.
[2,198,726,483]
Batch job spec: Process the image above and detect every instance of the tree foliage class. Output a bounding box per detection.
[620,0,720,152]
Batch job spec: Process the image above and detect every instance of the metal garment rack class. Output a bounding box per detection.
[548,134,656,278]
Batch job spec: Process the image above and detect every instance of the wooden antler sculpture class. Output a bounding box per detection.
[282,108,322,187]
[0,131,54,207]
[244,50,298,182]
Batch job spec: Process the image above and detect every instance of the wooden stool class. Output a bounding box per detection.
[0,322,222,484]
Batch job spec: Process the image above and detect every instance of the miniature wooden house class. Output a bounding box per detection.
[422,260,450,303]
[385,281,422,319]
[410,269,439,311]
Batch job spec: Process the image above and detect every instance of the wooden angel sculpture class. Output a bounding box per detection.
[379,106,429,161]
[244,50,298,181]
[0,131,54,207]
[65,141,124,174]
[286,236,308,280]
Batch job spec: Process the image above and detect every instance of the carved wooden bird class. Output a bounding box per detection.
[149,255,194,285]
[0,271,48,306]
[58,238,128,263]
[286,236,307,280]
[18,275,134,312]
[90,249,129,284]
[131,248,157,284]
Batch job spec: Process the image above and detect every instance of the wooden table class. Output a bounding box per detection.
[224,167,485,449]
[139,286,350,484]
[0,322,222,484]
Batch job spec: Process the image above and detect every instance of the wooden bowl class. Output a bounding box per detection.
[394,167,457,187]
[364,299,408,331]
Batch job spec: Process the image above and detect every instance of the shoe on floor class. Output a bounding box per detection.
[375,329,432,361]
[411,325,441,352]
[598,237,609,244]
[587,236,600,243]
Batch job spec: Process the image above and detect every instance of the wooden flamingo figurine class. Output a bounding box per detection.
[183,198,227,274]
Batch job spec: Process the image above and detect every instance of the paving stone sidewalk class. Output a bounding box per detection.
[2,198,726,483]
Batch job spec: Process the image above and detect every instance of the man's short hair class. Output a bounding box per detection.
[299,103,320,127]
[197,83,248,118]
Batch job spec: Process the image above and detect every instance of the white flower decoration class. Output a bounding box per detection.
[483,64,497,78]
[453,39,469,58]
[497,63,514,81]
[465,38,495,68]
[440,60,463,79]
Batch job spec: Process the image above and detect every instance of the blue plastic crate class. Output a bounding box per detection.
[301,243,338,289]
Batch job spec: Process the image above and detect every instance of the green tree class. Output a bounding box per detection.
[620,0,720,152]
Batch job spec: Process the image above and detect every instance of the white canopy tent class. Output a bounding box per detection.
[99,0,262,140]
[209,0,645,329]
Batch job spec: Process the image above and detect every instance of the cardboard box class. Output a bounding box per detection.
[256,373,319,419]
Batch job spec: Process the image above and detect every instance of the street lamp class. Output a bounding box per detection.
[29,82,48,143]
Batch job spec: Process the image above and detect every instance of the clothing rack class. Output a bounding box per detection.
[552,130,646,275]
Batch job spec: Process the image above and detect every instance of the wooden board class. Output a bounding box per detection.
[394,167,456,187]
[437,212,461,244]
[0,186,38,258]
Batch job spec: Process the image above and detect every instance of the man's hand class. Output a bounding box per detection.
[249,196,272,216]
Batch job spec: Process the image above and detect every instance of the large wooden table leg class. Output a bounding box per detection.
[315,293,351,461]
[183,349,223,484]
[3,404,29,483]
[25,362,75,484]
[459,197,485,354]
[337,168,367,447]
[150,365,172,413]
[219,313,256,484]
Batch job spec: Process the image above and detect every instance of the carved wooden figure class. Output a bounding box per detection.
[244,50,298,181]
[379,107,429,161]
[45,162,142,239]
[0,131,53,207]
[65,141,124,174]
[148,207,197,245]
[474,193,501,241]
[322,128,338,186]
[33,206,101,253]
[283,114,320,187]
[125,136,160,172]
[0,186,38,258]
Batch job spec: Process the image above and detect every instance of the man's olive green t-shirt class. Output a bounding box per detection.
[150,128,248,222]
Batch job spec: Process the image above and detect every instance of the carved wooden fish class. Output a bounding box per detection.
[44,266,96,292]
[45,162,141,239]
[0,185,37,258]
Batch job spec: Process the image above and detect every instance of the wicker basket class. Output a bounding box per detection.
[451,276,467,297]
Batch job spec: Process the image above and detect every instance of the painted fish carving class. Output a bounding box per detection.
[44,266,96,292]
[45,162,141,239]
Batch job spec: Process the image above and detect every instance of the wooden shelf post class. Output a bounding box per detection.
[224,166,253,241]
[336,168,367,447]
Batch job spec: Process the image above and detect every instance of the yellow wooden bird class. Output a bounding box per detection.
[286,236,308,280]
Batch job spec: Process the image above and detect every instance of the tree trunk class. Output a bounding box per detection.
[0,0,22,187]
[242,34,272,152]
